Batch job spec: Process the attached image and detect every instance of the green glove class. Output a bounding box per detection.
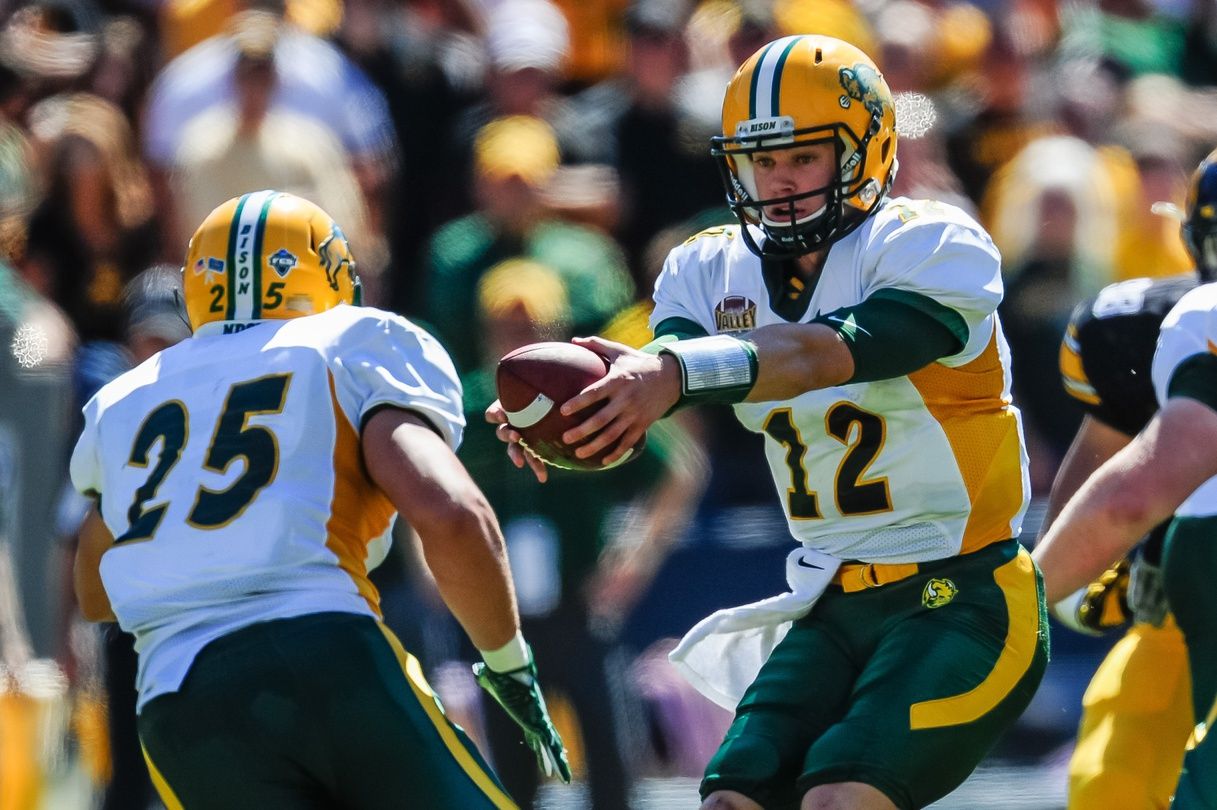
[472,655,572,783]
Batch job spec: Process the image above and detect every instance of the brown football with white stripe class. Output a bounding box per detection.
[495,342,644,471]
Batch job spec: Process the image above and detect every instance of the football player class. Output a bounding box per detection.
[1035,149,1217,809]
[70,191,569,808]
[490,35,1046,810]
[1042,152,1217,809]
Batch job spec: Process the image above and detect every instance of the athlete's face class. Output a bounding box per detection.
[750,142,836,223]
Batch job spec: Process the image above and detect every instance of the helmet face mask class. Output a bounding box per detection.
[713,35,897,259]
[182,190,360,333]
[1184,149,1217,282]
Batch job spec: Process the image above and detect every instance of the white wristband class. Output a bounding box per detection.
[659,335,757,396]
[479,630,532,673]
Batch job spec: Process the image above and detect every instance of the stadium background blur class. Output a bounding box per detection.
[2,0,1217,806]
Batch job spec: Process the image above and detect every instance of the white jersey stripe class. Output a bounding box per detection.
[751,36,800,119]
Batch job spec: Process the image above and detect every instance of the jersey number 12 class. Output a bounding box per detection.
[763,403,894,519]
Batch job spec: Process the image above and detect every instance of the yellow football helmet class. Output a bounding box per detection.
[182,190,360,333]
[713,34,897,257]
[1184,147,1217,282]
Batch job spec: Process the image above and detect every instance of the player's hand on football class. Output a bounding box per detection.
[485,400,548,483]
[472,656,572,783]
[559,336,680,466]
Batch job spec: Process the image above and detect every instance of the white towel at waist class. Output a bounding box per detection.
[668,546,841,710]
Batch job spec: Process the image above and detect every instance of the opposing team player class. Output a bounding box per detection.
[1036,149,1217,809]
[1043,151,1217,808]
[70,191,569,808]
[491,35,1046,810]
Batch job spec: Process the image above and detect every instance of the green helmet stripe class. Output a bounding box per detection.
[224,193,250,321]
[249,192,277,319]
[770,36,802,116]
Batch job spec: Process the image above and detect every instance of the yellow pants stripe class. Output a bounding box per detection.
[909,548,1040,730]
[141,744,185,810]
[377,624,517,809]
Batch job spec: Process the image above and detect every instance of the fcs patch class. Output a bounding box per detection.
[715,295,757,333]
[922,578,958,609]
[268,248,298,278]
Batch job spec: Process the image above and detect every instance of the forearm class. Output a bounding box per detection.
[362,408,520,650]
[418,500,520,652]
[1034,471,1157,603]
[746,322,855,401]
[1036,400,1217,601]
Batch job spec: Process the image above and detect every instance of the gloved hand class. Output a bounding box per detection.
[1052,559,1131,636]
[472,655,572,783]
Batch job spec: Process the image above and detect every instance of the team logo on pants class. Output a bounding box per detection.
[922,578,958,609]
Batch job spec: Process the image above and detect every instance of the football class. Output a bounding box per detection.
[496,342,645,471]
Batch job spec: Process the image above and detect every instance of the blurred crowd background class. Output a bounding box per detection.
[2,0,1217,806]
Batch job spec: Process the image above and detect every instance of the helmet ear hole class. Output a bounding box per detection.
[880,136,891,163]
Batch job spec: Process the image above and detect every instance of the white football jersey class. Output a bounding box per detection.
[651,197,1029,563]
[1152,281,1217,518]
[70,306,464,709]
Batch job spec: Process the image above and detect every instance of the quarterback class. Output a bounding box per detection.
[71,191,568,808]
[491,35,1047,810]
[1036,149,1217,808]
[1040,152,1217,808]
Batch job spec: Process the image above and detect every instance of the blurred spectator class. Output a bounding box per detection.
[65,265,190,810]
[142,6,393,258]
[0,252,75,685]
[0,1,101,104]
[444,0,582,220]
[565,0,726,286]
[945,28,1060,204]
[335,0,484,314]
[159,0,341,60]
[987,136,1116,482]
[459,257,703,809]
[1057,0,1190,78]
[540,163,624,235]
[1106,120,1193,283]
[890,94,975,215]
[0,101,36,267]
[22,92,158,343]
[168,17,375,295]
[420,114,633,373]
[549,0,630,87]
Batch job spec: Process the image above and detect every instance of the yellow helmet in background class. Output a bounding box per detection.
[182,190,360,333]
[1184,147,1217,282]
[712,35,897,257]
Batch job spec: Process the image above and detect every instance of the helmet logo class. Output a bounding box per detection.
[317,224,354,292]
[838,64,890,122]
[268,248,298,278]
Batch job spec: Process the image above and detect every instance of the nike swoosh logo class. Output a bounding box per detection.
[797,556,824,570]
[823,315,873,336]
